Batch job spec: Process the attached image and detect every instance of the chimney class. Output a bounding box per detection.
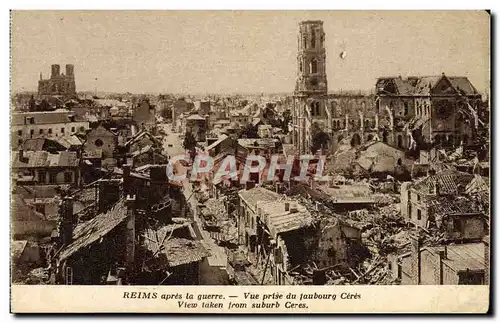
[284,202,290,212]
[438,246,447,285]
[59,197,74,247]
[123,164,131,195]
[245,180,256,190]
[125,195,136,278]
[410,234,421,285]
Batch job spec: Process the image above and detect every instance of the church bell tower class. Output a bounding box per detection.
[293,20,328,154]
[295,20,328,95]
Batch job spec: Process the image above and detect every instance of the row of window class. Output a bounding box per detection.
[331,119,377,129]
[416,102,430,117]
[434,134,468,145]
[38,171,73,184]
[17,126,86,137]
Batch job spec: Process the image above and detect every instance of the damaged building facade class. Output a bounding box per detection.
[291,20,482,157]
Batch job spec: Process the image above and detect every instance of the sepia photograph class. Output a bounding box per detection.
[9,9,491,313]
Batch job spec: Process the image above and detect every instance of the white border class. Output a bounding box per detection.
[3,2,498,322]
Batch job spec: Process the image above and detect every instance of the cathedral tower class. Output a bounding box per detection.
[293,20,329,154]
[295,20,327,95]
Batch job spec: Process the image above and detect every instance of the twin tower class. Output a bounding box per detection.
[38,64,77,97]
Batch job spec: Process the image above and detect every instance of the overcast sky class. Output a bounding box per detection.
[11,10,490,94]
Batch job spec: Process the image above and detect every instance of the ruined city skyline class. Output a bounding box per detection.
[11,11,490,95]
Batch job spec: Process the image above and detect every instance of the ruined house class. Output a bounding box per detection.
[12,150,80,186]
[255,199,361,285]
[11,193,58,238]
[400,170,487,241]
[139,221,210,285]
[237,187,363,285]
[388,236,486,285]
[55,197,134,285]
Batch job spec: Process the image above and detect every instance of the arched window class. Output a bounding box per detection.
[303,37,307,49]
[309,59,318,74]
[404,102,409,116]
[365,119,370,128]
[299,60,303,72]
[311,29,316,48]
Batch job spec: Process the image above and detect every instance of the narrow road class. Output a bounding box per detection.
[160,122,227,268]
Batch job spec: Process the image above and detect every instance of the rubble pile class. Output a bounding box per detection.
[14,267,52,285]
[282,189,415,285]
[200,198,227,226]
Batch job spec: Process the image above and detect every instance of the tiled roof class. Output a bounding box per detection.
[238,187,281,213]
[18,139,46,151]
[58,199,127,262]
[11,151,79,168]
[257,200,314,238]
[427,195,485,216]
[70,186,97,205]
[440,243,485,273]
[11,110,81,126]
[448,77,479,96]
[93,99,125,107]
[164,238,210,267]
[15,184,69,199]
[465,175,490,195]
[413,76,441,95]
[54,135,82,148]
[376,75,478,96]
[11,240,28,262]
[125,130,161,148]
[412,170,474,195]
[318,184,375,204]
[144,224,210,269]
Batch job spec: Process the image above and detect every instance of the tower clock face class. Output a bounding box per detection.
[309,78,318,88]
[436,100,453,119]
